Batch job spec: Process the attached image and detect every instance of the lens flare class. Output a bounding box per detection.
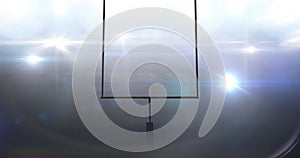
[26,55,44,64]
[245,46,258,54]
[225,73,239,91]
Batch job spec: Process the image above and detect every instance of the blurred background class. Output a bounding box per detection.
[0,0,299,157]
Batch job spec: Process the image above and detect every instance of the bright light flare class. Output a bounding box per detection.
[26,55,44,64]
[225,74,239,91]
[43,37,70,50]
[245,46,258,54]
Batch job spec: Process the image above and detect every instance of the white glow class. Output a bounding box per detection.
[106,0,194,19]
[283,35,300,47]
[287,36,300,44]
[245,46,257,54]
[227,0,248,15]
[26,55,43,64]
[262,0,300,25]
[225,74,239,91]
[43,37,70,50]
[52,0,69,15]
[0,0,32,17]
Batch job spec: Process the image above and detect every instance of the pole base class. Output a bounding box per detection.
[146,122,154,132]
